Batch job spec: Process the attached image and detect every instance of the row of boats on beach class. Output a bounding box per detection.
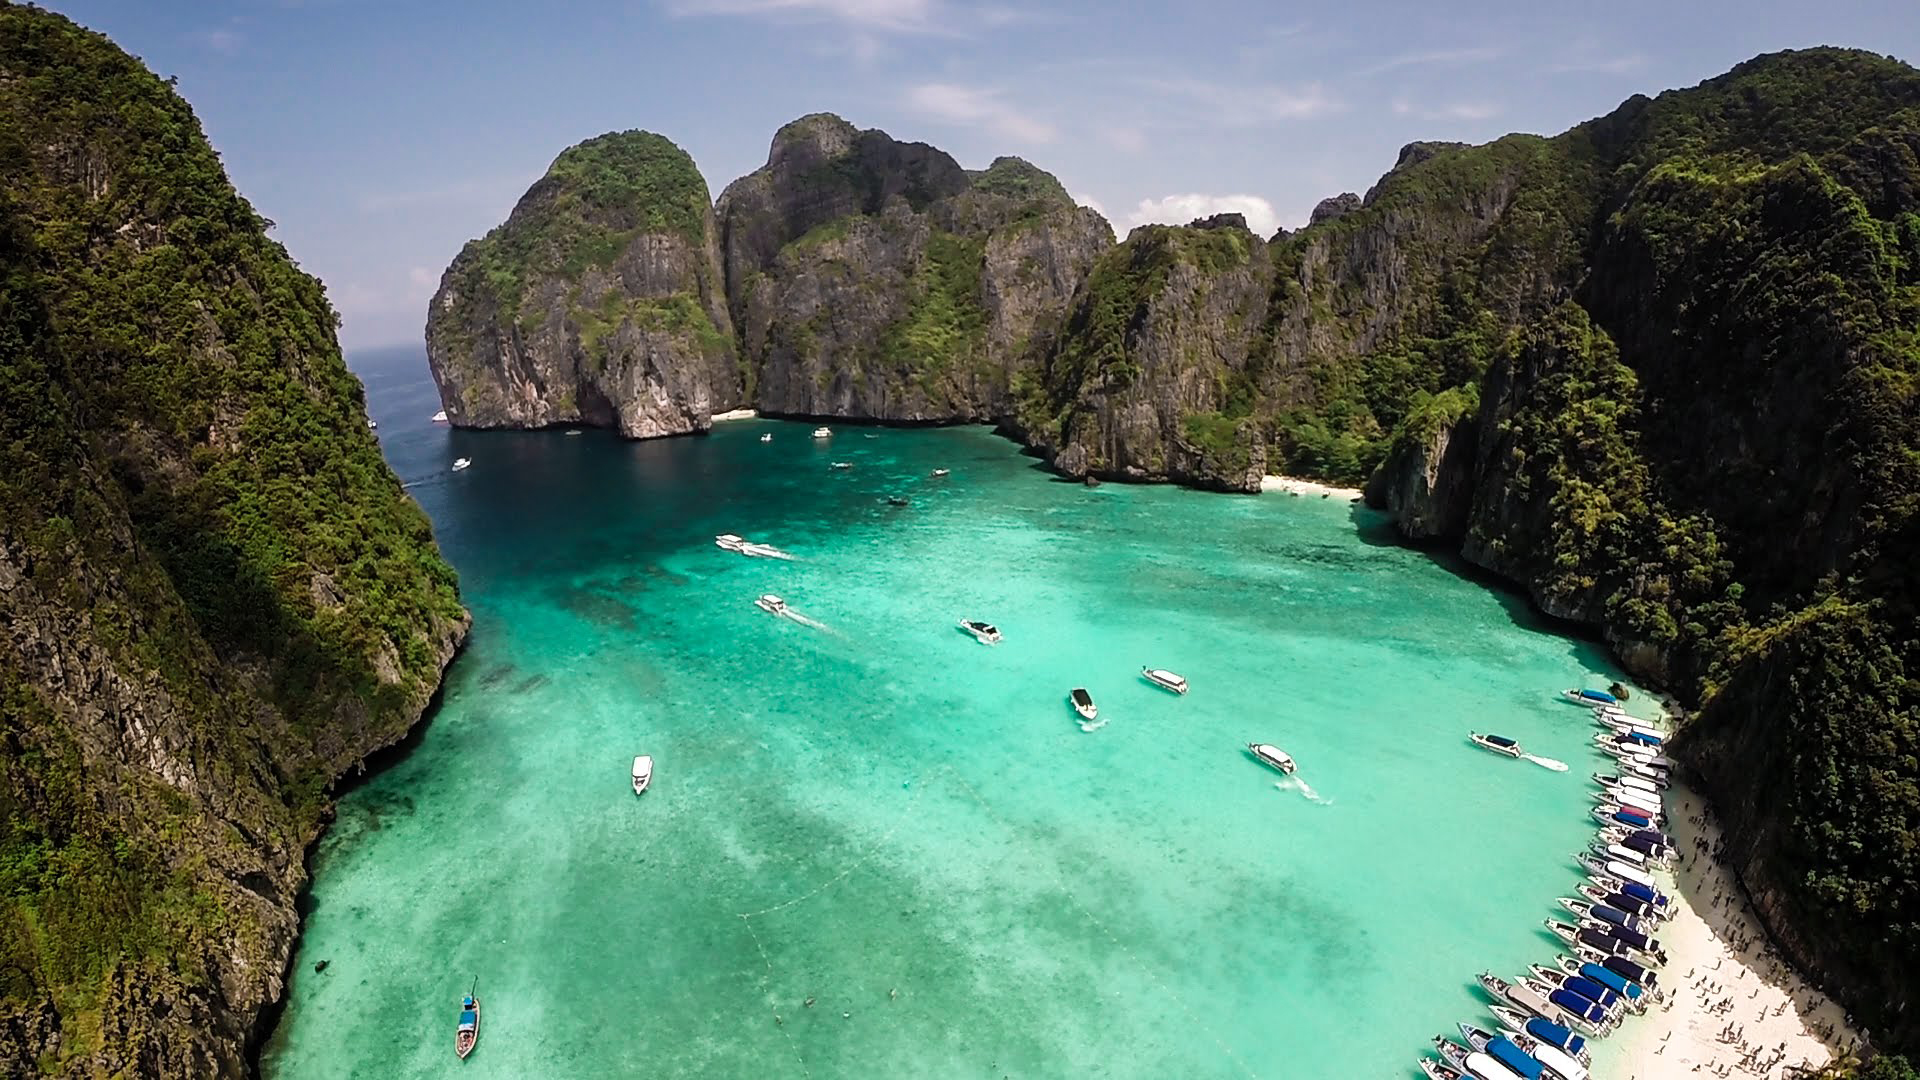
[1421,687,1680,1080]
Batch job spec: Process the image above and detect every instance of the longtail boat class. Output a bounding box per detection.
[456,982,480,1060]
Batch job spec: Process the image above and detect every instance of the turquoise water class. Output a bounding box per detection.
[264,348,1635,1079]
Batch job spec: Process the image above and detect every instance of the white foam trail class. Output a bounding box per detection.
[1077,717,1109,733]
[779,610,836,635]
[1273,777,1333,805]
[1525,754,1570,772]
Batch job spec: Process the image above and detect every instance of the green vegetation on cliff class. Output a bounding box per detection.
[0,8,464,1072]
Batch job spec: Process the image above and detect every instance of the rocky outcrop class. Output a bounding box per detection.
[718,119,1112,419]
[0,9,466,1074]
[1020,219,1273,492]
[426,132,741,437]
[1308,192,1361,224]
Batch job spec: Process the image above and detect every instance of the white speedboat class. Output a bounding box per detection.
[367,418,378,430]
[715,533,747,553]
[1248,743,1296,775]
[450,457,471,472]
[830,461,853,470]
[958,619,1001,644]
[432,409,448,423]
[1592,771,1662,794]
[631,755,653,795]
[760,433,772,442]
[1068,687,1097,722]
[1470,732,1522,758]
[812,426,832,438]
[754,594,788,615]
[1141,667,1188,694]
[931,468,950,477]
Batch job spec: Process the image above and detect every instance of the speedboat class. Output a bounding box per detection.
[1564,688,1618,707]
[1477,973,1578,1034]
[1069,688,1097,722]
[1557,898,1648,935]
[1431,1037,1474,1074]
[830,461,853,470]
[450,457,471,472]
[1592,772,1661,794]
[1554,956,1649,1014]
[1502,1029,1588,1080]
[1470,732,1523,758]
[931,468,950,477]
[812,426,832,438]
[1574,946,1661,992]
[754,594,788,616]
[1594,786,1662,816]
[715,533,747,553]
[1141,667,1189,694]
[1529,965,1628,1013]
[1459,1023,1557,1080]
[1592,807,1654,830]
[1607,831,1675,862]
[1489,1006,1590,1068]
[886,495,911,506]
[1591,841,1657,868]
[1248,743,1296,775]
[760,433,772,442]
[1519,977,1612,1035]
[1419,1060,1466,1080]
[631,754,654,795]
[432,409,448,423]
[367,418,378,430]
[958,619,1001,645]
[1577,882,1666,921]
[456,990,480,1059]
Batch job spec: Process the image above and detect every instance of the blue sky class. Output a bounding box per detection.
[51,0,1920,349]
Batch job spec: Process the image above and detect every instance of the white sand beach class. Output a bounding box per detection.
[711,407,758,422]
[1595,776,1861,1079]
[1260,473,1365,500]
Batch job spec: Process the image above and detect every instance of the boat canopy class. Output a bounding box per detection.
[1598,953,1654,986]
[1575,688,1617,703]
[1486,1037,1547,1080]
[458,1008,477,1031]
[1609,809,1652,828]
[1484,734,1518,748]
[1523,1016,1583,1056]
[1548,987,1607,1024]
[1619,880,1667,906]
[1580,962,1642,999]
[1070,688,1093,706]
[1626,730,1663,746]
[1563,974,1620,1008]
[1464,1051,1529,1080]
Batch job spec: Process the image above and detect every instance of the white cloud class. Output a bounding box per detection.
[906,83,1054,144]
[663,0,937,31]
[1102,126,1147,154]
[1148,78,1341,126]
[1072,193,1107,219]
[1358,45,1504,76]
[1125,194,1286,237]
[1392,99,1501,121]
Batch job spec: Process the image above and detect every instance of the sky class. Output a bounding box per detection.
[49,0,1920,350]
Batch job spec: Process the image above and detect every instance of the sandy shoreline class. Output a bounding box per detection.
[711,407,758,422]
[1259,473,1365,500]
[1592,774,1860,1079]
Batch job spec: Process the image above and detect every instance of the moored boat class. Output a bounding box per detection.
[1592,771,1662,794]
[1419,1060,1466,1080]
[1554,956,1649,1013]
[1458,1023,1550,1080]
[931,468,950,477]
[1563,688,1617,706]
[1574,945,1662,992]
[1527,965,1628,1016]
[456,988,480,1059]
[958,618,1001,644]
[812,426,832,438]
[1478,973,1579,1034]
[1069,687,1097,722]
[631,754,653,795]
[1520,977,1612,1035]
[760,433,772,442]
[1248,743,1297,775]
[1141,667,1189,694]
[1470,732,1523,758]
[432,409,448,423]
[451,457,471,472]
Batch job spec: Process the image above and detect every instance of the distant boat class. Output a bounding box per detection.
[564,429,583,436]
[760,433,773,442]
[456,985,480,1059]
[715,534,747,553]
[886,496,910,507]
[450,457,471,472]
[830,461,853,470]
[1141,667,1188,694]
[367,418,378,430]
[631,754,653,796]
[931,468,950,477]
[812,426,832,439]
[754,594,788,616]
[958,619,1001,644]
[1068,687,1097,722]
[1470,732,1522,758]
[1248,742,1296,775]
[432,409,449,423]
[1564,688,1617,706]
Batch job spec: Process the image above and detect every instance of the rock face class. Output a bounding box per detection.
[1017,218,1272,492]
[717,116,1112,419]
[0,9,466,1075]
[426,132,741,437]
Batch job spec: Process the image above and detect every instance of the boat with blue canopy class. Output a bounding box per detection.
[1574,946,1661,991]
[456,982,480,1060]
[1524,979,1610,1034]
[1458,1024,1547,1080]
[1536,969,1626,1014]
[1559,957,1647,1007]
[1564,688,1617,705]
[1489,1007,1589,1066]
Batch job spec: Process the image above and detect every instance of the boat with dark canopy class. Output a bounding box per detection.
[456,983,480,1060]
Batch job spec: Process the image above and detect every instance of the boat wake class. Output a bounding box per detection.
[1523,754,1570,772]
[1274,777,1333,805]
[782,610,834,634]
[1077,717,1109,733]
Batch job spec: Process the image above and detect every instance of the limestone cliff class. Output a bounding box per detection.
[0,9,466,1075]
[426,132,740,437]
[718,116,1112,419]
